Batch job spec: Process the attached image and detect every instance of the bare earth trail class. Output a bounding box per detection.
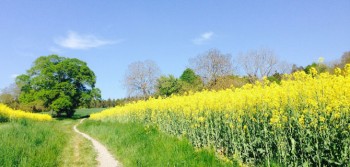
[73,119,121,167]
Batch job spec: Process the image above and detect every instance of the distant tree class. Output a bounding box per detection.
[276,61,292,74]
[106,98,112,107]
[89,99,101,108]
[115,99,123,106]
[190,49,233,84]
[0,83,21,109]
[336,51,350,68]
[180,68,198,84]
[100,100,107,108]
[207,75,248,90]
[179,68,203,93]
[156,75,182,97]
[304,63,318,74]
[304,58,329,74]
[16,55,99,117]
[124,60,161,98]
[239,48,278,82]
[291,64,304,73]
[267,72,284,84]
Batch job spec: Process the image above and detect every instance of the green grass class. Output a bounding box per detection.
[0,119,97,167]
[73,108,105,119]
[58,120,97,167]
[79,120,236,167]
[41,108,106,119]
[0,120,68,167]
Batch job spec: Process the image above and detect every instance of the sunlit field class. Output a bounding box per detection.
[91,66,350,166]
[0,104,52,122]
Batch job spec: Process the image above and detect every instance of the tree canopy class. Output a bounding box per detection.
[156,75,182,97]
[179,68,199,84]
[16,55,100,117]
[179,68,203,93]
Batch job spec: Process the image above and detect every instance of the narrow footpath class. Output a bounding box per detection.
[73,119,121,167]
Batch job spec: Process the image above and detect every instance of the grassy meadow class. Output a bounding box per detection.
[73,108,106,119]
[0,104,237,167]
[57,120,97,167]
[0,106,98,167]
[0,120,66,167]
[0,120,97,167]
[79,120,234,167]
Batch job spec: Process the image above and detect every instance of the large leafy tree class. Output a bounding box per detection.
[16,55,100,117]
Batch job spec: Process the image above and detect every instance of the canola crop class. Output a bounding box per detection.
[0,104,52,122]
[91,66,350,166]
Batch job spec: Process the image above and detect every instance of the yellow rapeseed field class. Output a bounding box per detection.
[0,104,52,121]
[91,65,350,166]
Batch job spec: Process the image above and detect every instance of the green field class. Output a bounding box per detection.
[41,108,106,119]
[0,120,96,167]
[0,120,66,166]
[1,107,235,167]
[73,108,106,118]
[79,120,235,167]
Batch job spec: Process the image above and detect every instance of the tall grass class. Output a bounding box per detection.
[0,120,67,167]
[58,120,97,167]
[79,120,235,167]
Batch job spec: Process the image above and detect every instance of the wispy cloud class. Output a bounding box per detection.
[193,32,214,45]
[55,31,115,50]
[10,74,19,79]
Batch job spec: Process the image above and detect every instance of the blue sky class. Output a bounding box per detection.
[0,1,349,99]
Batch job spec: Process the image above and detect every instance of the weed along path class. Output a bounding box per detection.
[74,119,120,167]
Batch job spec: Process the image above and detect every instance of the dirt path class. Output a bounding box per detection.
[74,119,120,167]
[59,120,97,167]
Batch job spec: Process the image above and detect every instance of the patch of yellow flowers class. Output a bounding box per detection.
[0,104,52,121]
[91,65,350,166]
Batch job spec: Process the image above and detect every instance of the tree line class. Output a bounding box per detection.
[124,49,350,99]
[0,49,349,117]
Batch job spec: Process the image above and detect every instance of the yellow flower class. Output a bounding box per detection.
[334,67,341,76]
[309,67,318,76]
[0,103,52,121]
[197,116,205,123]
[319,116,325,122]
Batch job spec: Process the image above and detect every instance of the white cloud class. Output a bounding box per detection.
[55,31,115,50]
[10,74,19,79]
[193,32,214,45]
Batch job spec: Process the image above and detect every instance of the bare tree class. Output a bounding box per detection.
[124,60,161,98]
[338,51,350,68]
[276,61,292,74]
[326,51,350,71]
[239,48,278,82]
[0,83,21,109]
[190,49,233,84]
